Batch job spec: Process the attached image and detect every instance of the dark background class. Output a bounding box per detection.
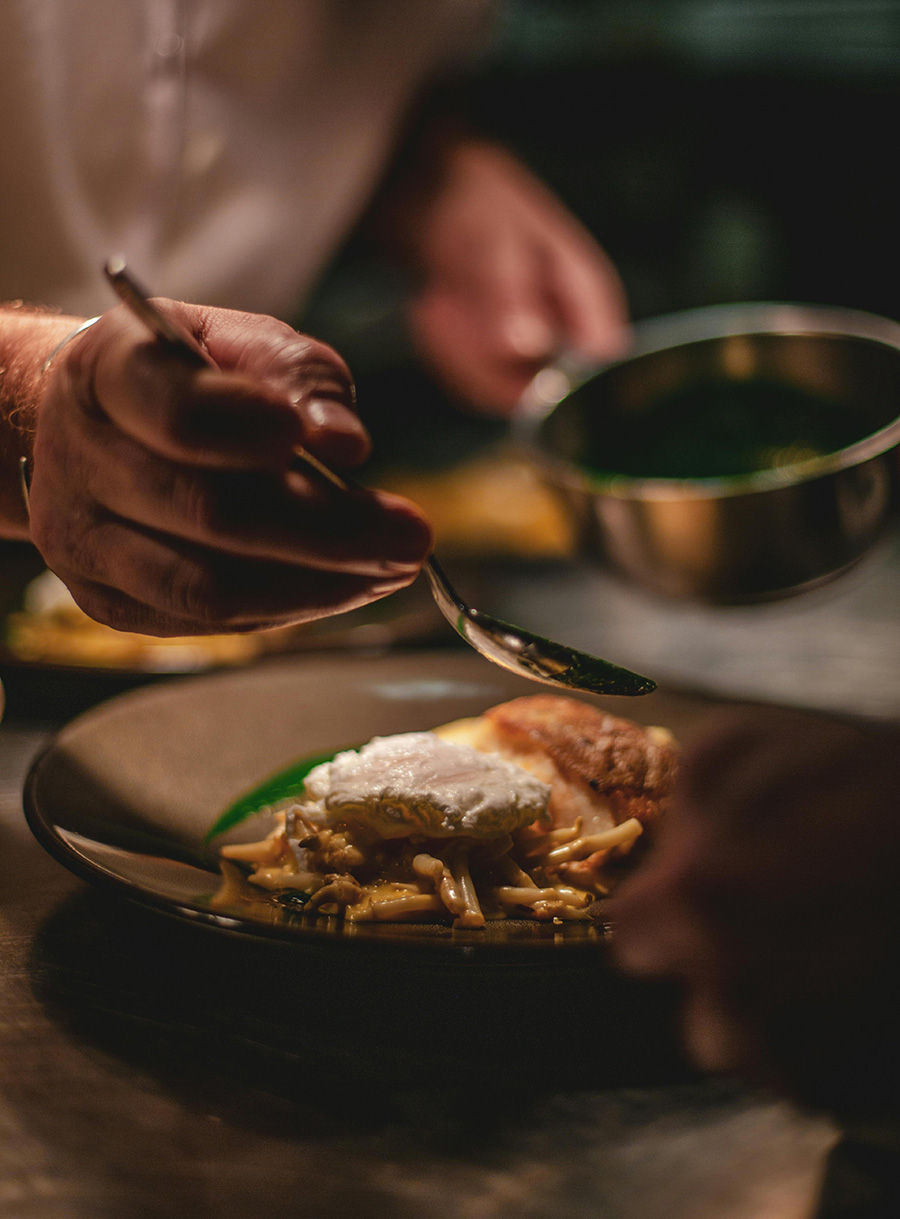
[303,0,900,464]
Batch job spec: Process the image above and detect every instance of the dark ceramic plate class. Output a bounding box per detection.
[24,650,717,960]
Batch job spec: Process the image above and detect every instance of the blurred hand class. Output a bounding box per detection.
[609,707,900,1121]
[29,302,432,635]
[404,139,629,412]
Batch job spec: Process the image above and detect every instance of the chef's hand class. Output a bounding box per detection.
[29,302,432,635]
[609,707,900,1122]
[400,138,629,413]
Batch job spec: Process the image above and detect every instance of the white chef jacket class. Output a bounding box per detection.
[0,0,491,320]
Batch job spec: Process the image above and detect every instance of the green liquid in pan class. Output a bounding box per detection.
[583,379,866,480]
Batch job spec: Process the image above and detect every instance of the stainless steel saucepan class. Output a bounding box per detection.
[519,302,900,602]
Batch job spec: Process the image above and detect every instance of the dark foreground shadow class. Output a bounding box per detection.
[30,887,697,1145]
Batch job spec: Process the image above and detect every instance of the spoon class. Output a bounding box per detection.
[103,257,656,696]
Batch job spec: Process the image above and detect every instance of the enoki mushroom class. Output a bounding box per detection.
[220,809,644,927]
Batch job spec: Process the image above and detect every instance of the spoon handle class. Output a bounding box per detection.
[105,256,210,364]
[104,257,356,495]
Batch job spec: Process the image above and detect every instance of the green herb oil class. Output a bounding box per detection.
[584,379,866,480]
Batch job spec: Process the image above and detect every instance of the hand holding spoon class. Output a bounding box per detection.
[103,256,655,696]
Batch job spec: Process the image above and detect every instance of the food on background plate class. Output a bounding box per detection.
[4,569,443,671]
[4,570,259,670]
[216,695,678,927]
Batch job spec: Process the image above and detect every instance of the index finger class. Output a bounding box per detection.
[65,305,309,470]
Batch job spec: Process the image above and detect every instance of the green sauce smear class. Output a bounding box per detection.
[206,748,341,840]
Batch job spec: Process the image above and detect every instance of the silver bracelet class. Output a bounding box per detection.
[41,314,101,373]
[18,455,31,518]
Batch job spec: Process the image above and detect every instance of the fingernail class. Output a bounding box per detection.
[302,398,358,430]
[370,576,415,595]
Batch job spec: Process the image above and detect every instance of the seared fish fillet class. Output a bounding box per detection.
[435,695,678,836]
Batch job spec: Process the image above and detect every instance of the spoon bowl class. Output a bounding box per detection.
[424,558,654,695]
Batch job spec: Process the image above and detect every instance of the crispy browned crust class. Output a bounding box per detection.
[483,695,679,824]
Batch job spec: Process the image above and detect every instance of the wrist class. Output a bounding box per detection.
[0,306,87,539]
